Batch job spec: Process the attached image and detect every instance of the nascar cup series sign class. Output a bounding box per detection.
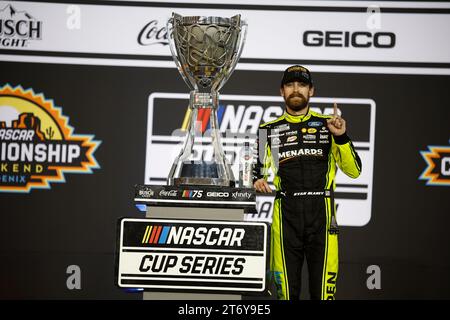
[145,92,375,226]
[117,218,268,292]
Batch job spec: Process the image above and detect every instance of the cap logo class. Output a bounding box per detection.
[288,66,306,72]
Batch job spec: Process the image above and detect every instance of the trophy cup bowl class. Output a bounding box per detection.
[167,13,247,186]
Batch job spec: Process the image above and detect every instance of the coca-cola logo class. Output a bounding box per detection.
[159,189,177,197]
[138,20,168,46]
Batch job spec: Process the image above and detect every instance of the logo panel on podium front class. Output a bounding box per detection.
[117,218,268,292]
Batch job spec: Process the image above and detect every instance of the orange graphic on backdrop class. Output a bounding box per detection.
[0,85,101,192]
[420,143,450,186]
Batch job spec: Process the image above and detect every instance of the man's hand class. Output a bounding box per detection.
[254,178,272,193]
[326,102,346,136]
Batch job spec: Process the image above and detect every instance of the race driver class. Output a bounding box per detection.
[253,65,362,300]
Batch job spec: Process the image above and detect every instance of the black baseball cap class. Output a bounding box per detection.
[281,65,313,87]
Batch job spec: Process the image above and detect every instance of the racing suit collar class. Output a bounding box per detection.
[284,107,312,123]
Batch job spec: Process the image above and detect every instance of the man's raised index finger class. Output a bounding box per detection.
[333,102,338,117]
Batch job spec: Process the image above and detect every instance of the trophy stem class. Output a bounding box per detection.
[208,104,233,184]
[167,91,235,187]
[167,107,197,181]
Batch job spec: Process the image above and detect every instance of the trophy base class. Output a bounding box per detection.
[172,177,234,187]
[169,161,235,187]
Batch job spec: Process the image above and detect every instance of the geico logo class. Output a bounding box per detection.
[279,148,323,159]
[442,157,450,176]
[206,191,229,198]
[303,31,396,48]
[166,226,245,246]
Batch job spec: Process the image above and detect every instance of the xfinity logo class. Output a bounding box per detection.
[232,191,252,199]
[303,31,396,48]
[138,20,168,46]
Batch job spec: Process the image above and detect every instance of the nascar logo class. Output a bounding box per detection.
[181,189,202,198]
[181,104,283,135]
[146,93,376,227]
[171,94,340,136]
[141,225,246,246]
[181,98,341,134]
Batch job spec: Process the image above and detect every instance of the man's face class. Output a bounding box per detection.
[280,81,314,112]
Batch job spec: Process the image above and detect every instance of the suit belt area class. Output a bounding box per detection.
[275,189,333,199]
[275,188,339,235]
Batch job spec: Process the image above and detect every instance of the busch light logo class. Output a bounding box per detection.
[0,4,43,47]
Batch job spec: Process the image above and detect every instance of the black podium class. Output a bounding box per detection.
[116,184,270,300]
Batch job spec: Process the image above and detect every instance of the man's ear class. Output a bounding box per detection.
[309,85,315,97]
[280,87,284,98]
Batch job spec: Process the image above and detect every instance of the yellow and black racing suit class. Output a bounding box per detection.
[253,109,362,300]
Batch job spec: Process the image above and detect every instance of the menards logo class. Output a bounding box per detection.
[0,85,101,192]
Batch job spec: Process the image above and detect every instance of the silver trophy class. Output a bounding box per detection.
[167,13,247,186]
